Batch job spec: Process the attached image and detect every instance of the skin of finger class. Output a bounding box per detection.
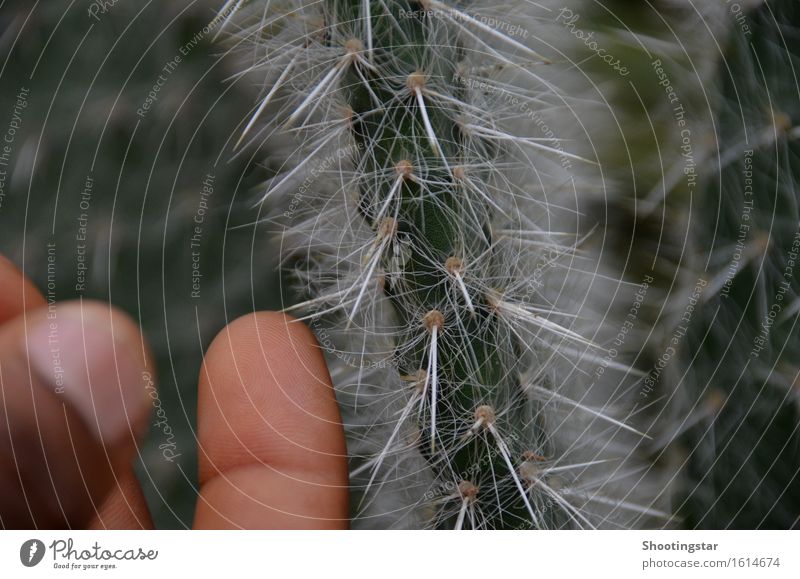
[194,312,349,529]
[0,260,154,529]
[0,375,102,528]
[0,255,46,325]
[88,467,153,530]
[0,302,153,528]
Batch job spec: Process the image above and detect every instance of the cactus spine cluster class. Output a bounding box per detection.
[333,0,563,529]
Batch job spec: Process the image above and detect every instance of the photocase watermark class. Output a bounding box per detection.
[74,173,94,294]
[190,173,215,299]
[593,274,653,381]
[651,59,697,193]
[452,72,575,170]
[311,317,399,371]
[21,532,160,567]
[137,5,236,119]
[22,538,158,571]
[142,371,181,462]
[725,0,753,36]
[0,86,30,213]
[640,277,707,398]
[750,227,800,359]
[284,141,365,220]
[19,539,46,567]
[555,8,629,77]
[137,56,181,119]
[720,150,755,299]
[519,244,574,303]
[87,0,122,22]
[398,7,529,39]
[43,242,65,394]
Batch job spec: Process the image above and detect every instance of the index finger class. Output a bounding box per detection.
[194,311,349,529]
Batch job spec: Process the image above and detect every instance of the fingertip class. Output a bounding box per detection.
[196,311,348,528]
[203,311,322,376]
[24,300,155,446]
[199,310,344,479]
[0,299,155,527]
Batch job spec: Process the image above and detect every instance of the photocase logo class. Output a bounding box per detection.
[19,539,46,567]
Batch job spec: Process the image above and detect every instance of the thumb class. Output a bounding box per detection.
[0,301,153,528]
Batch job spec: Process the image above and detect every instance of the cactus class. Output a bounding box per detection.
[222,0,800,529]
[8,0,797,532]
[222,0,680,530]
[321,0,574,530]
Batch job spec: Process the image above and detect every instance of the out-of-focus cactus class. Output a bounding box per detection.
[675,0,800,529]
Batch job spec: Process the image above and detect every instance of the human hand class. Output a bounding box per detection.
[0,254,348,529]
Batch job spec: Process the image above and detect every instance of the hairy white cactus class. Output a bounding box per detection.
[218,0,754,529]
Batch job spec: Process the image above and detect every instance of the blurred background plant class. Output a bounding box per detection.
[675,0,800,529]
[0,0,279,528]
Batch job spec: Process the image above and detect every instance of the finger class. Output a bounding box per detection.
[195,312,348,529]
[0,254,45,325]
[0,301,153,528]
[88,467,153,530]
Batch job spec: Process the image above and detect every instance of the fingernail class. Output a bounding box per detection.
[25,305,150,443]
